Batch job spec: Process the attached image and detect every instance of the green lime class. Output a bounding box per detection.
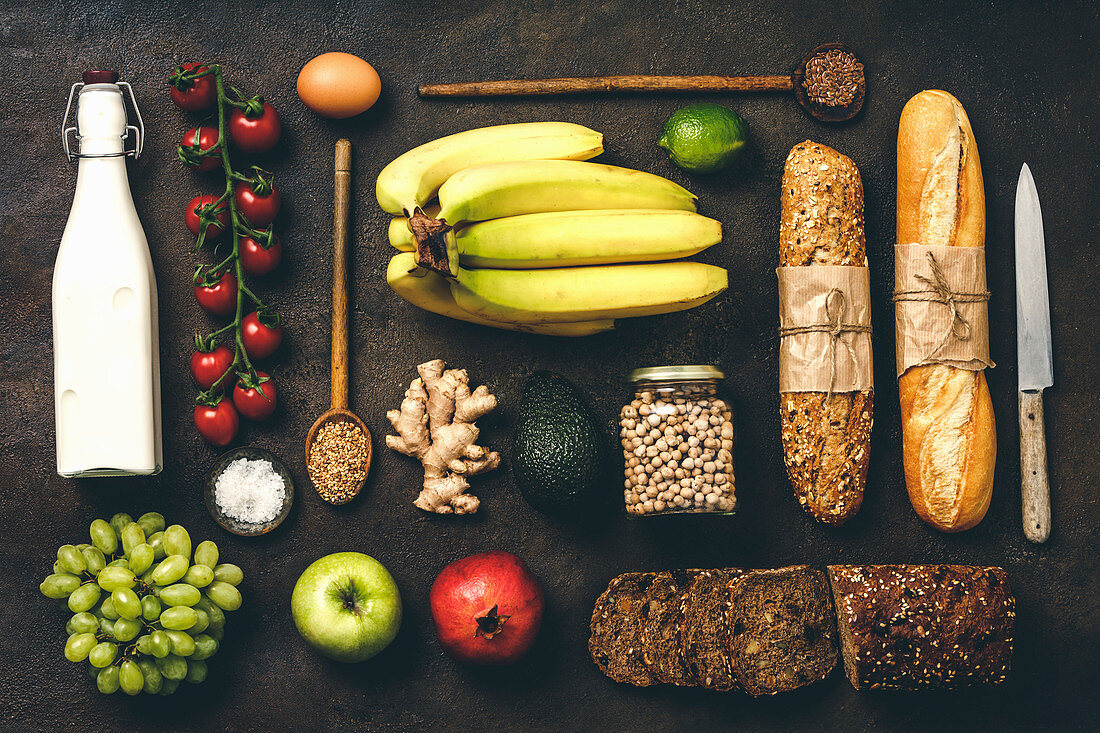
[657,103,748,174]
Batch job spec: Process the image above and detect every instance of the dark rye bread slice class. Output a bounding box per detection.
[640,570,704,686]
[680,568,743,690]
[827,565,1015,690]
[588,572,658,686]
[726,565,839,696]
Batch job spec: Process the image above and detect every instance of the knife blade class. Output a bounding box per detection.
[1016,164,1053,391]
[1015,162,1052,543]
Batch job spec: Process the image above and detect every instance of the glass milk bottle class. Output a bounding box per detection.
[53,71,162,476]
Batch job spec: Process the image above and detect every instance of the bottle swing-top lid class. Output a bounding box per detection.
[62,69,144,162]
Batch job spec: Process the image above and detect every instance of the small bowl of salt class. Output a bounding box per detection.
[205,447,294,536]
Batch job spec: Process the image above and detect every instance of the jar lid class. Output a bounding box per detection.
[627,365,724,383]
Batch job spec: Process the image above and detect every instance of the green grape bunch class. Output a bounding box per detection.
[40,513,244,696]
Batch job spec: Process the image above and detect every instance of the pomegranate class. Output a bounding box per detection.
[429,551,544,665]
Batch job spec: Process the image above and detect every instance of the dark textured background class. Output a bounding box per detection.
[1,1,1097,730]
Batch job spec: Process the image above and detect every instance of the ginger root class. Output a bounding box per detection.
[386,359,500,514]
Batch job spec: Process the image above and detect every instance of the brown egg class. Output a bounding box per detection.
[297,52,381,119]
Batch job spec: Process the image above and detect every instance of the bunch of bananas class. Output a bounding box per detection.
[376,122,728,336]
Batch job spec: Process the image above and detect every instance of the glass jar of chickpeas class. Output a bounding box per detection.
[620,366,736,516]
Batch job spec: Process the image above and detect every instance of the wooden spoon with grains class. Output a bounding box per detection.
[417,43,866,123]
[305,139,372,505]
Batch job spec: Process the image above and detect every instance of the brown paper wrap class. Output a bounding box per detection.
[777,265,873,394]
[893,244,994,376]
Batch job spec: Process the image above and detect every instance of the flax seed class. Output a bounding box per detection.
[308,420,369,504]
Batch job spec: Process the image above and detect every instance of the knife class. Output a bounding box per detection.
[1015,163,1053,543]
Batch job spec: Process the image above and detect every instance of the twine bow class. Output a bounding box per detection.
[892,251,990,361]
[779,287,871,402]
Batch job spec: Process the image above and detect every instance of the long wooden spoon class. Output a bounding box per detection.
[305,139,372,504]
[419,43,865,123]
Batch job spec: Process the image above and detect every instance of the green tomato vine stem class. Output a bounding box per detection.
[186,64,280,402]
[213,67,258,388]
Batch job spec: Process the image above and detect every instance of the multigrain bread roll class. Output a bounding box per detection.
[827,565,1015,690]
[897,91,996,532]
[779,141,872,525]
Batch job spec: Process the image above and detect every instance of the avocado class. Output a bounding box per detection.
[512,371,609,515]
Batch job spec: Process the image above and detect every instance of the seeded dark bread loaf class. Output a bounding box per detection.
[897,91,995,532]
[680,568,743,690]
[588,572,658,686]
[640,570,704,685]
[727,565,839,696]
[827,565,1015,690]
[779,141,872,526]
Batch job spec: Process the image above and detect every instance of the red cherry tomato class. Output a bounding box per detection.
[185,195,228,239]
[234,182,281,227]
[229,103,281,154]
[190,345,235,390]
[241,312,283,359]
[240,234,283,276]
[194,398,239,447]
[233,371,277,420]
[179,127,221,172]
[194,272,238,316]
[169,63,216,111]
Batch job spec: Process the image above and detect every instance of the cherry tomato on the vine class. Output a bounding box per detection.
[169,63,216,111]
[234,182,281,227]
[229,103,281,154]
[194,398,239,447]
[185,194,228,239]
[241,311,283,359]
[179,127,221,172]
[240,234,283,276]
[194,271,238,317]
[190,345,235,390]
[233,371,277,421]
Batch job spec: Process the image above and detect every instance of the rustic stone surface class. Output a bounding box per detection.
[0,0,1097,729]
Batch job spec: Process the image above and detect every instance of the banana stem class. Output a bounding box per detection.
[407,208,456,277]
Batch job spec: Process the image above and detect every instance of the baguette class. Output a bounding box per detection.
[779,141,872,525]
[827,565,1014,690]
[896,90,996,532]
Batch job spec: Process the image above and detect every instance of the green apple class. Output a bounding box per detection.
[291,552,402,662]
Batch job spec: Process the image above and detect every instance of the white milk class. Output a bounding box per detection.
[53,79,162,476]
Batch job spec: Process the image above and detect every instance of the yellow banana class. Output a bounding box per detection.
[386,253,615,337]
[454,209,721,269]
[376,122,603,215]
[390,209,720,267]
[450,261,727,324]
[436,160,697,225]
[389,217,414,251]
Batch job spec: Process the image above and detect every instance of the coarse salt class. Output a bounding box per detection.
[214,457,286,524]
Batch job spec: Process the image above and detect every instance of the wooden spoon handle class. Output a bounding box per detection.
[419,75,794,98]
[331,139,351,410]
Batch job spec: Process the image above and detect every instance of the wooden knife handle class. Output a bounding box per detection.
[1019,390,1051,543]
[331,139,351,410]
[418,75,793,97]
